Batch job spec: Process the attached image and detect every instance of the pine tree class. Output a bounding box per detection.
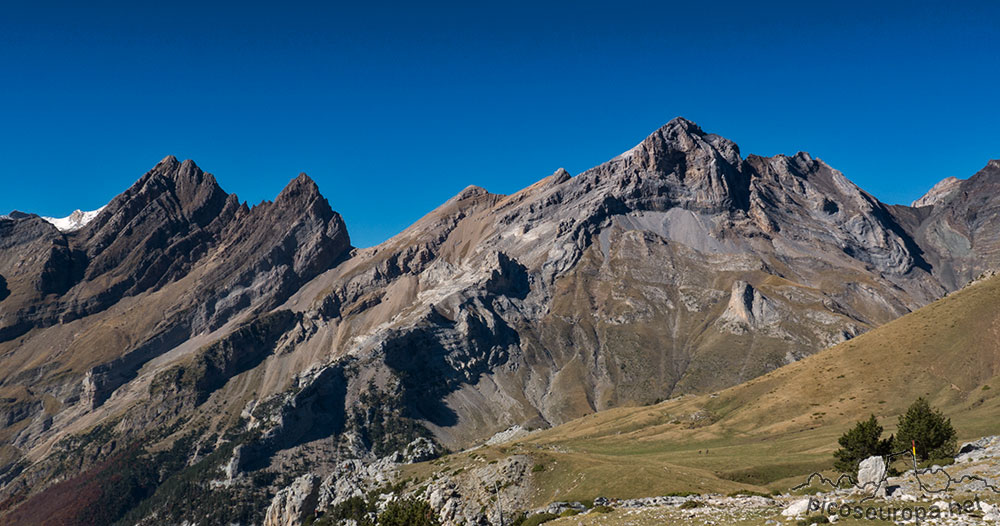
[833,414,893,473]
[894,397,957,462]
[377,497,440,526]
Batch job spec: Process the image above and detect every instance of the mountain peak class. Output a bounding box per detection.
[145,156,208,184]
[660,116,702,134]
[605,117,746,211]
[637,117,707,149]
[912,176,963,208]
[638,117,733,157]
[552,167,571,184]
[79,157,231,247]
[452,184,490,201]
[613,118,699,161]
[793,151,814,163]
[276,172,322,204]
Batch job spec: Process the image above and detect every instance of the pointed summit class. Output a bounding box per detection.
[137,156,216,195]
[912,176,962,208]
[969,159,1000,184]
[640,117,726,152]
[552,167,571,184]
[276,172,323,204]
[113,157,228,229]
[149,157,209,184]
[659,116,703,134]
[79,157,234,280]
[607,117,748,212]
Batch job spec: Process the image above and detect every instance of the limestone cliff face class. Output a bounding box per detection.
[0,119,999,525]
[719,281,779,331]
[904,160,1000,290]
[912,176,962,208]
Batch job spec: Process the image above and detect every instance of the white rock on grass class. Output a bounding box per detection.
[983,502,1000,521]
[955,435,1000,463]
[781,498,811,517]
[857,456,887,497]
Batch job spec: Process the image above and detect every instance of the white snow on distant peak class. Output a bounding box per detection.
[41,206,106,232]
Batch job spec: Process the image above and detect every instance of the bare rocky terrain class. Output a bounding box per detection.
[0,118,999,525]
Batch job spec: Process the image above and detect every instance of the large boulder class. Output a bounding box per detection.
[857,456,887,497]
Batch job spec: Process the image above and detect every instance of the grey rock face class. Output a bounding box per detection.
[312,436,437,512]
[905,160,1000,289]
[781,498,811,517]
[425,455,534,526]
[955,435,1000,463]
[264,474,320,526]
[745,152,921,278]
[857,456,887,497]
[0,214,74,340]
[613,117,750,212]
[224,444,244,482]
[719,281,779,331]
[912,176,962,207]
[400,436,439,463]
[535,502,588,515]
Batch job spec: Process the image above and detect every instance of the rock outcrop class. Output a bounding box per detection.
[425,455,534,525]
[912,176,962,207]
[719,281,779,332]
[857,456,887,497]
[264,474,320,526]
[904,159,1000,289]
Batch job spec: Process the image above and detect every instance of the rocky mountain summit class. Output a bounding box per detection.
[0,118,998,525]
[912,176,962,208]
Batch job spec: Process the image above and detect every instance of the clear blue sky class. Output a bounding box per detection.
[2,1,997,247]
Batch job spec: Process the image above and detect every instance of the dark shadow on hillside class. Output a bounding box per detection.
[382,301,521,429]
[241,365,348,472]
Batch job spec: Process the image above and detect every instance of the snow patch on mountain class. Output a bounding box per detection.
[41,207,106,232]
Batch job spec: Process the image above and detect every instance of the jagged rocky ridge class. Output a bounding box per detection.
[0,119,998,525]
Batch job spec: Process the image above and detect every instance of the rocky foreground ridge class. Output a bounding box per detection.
[259,434,1000,526]
[0,118,999,524]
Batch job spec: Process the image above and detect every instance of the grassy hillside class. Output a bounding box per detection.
[402,272,1000,505]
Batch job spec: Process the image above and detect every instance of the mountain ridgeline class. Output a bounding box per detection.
[0,118,997,525]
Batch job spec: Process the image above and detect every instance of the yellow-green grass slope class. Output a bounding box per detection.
[402,272,1000,506]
